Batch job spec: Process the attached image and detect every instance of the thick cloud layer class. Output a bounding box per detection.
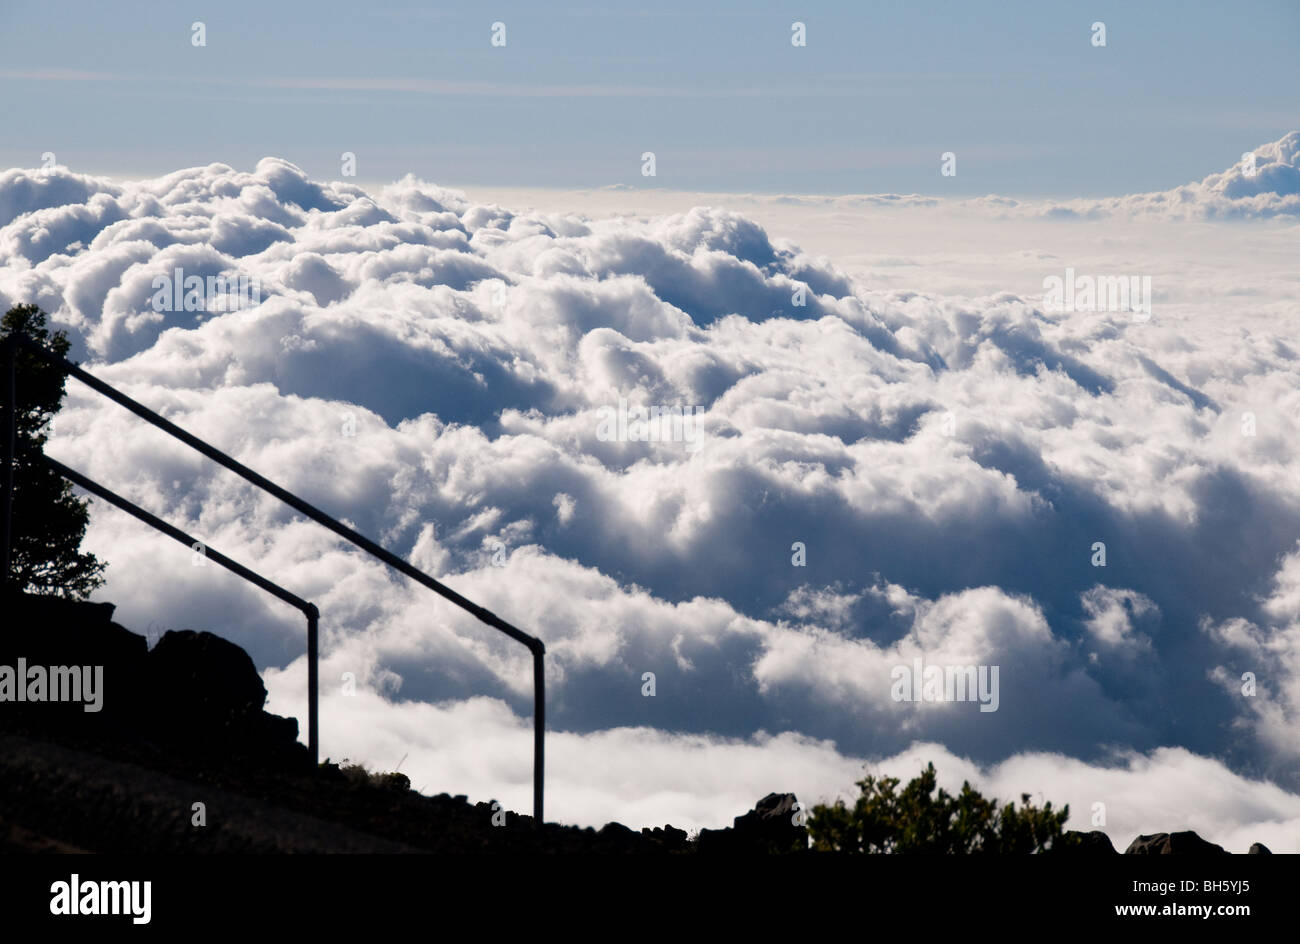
[3,144,1299,843]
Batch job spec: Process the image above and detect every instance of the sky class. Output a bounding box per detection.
[2,2,1300,851]
[2,1,1299,194]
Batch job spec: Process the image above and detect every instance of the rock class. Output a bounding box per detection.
[1057,830,1118,854]
[148,629,267,719]
[1,593,307,769]
[145,629,304,766]
[598,821,635,840]
[1248,842,1271,854]
[1124,831,1230,855]
[641,824,689,852]
[0,591,149,727]
[241,711,306,765]
[698,792,807,853]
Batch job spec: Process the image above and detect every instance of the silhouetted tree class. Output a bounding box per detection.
[1,304,105,598]
[809,762,1069,853]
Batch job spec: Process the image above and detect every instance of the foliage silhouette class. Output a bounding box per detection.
[2,303,105,598]
[808,762,1070,853]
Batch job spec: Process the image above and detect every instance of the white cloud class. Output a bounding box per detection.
[4,145,1300,833]
[1081,585,1157,654]
[1039,132,1300,221]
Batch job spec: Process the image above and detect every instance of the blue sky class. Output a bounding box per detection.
[2,0,1297,195]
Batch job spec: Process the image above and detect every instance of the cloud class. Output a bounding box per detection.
[4,151,1300,830]
[734,132,1300,221]
[1080,585,1157,654]
[1027,132,1300,221]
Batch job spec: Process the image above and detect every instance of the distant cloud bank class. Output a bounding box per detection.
[747,132,1300,221]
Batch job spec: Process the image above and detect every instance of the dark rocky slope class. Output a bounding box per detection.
[0,592,1277,854]
[0,592,763,852]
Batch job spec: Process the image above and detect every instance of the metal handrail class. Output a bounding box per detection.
[1,331,545,823]
[42,454,321,765]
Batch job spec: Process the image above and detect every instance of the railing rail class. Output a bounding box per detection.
[42,453,321,765]
[0,331,545,823]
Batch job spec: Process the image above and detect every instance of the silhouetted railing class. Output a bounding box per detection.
[0,331,546,824]
[43,454,321,764]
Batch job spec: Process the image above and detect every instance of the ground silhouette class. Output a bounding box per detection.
[0,592,1276,854]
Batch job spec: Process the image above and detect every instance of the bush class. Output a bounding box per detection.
[808,762,1069,853]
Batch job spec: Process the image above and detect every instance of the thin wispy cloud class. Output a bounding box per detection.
[0,68,886,100]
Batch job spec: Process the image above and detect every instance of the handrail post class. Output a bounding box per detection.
[533,644,544,826]
[1,335,15,590]
[306,604,320,767]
